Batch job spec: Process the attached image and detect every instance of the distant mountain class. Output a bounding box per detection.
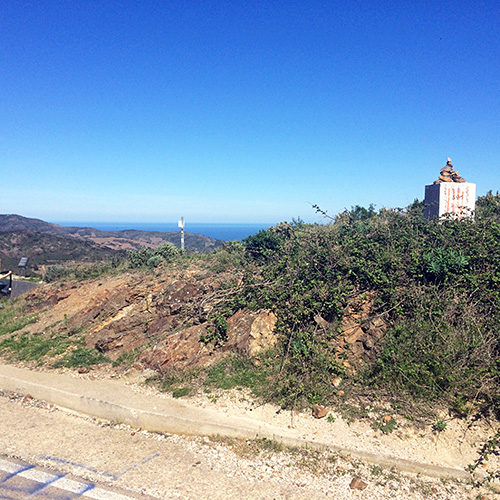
[0,214,68,234]
[0,230,121,270]
[0,214,223,272]
[0,214,223,254]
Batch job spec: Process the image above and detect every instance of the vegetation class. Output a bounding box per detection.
[34,192,500,421]
[126,242,181,268]
[52,347,109,368]
[1,193,500,487]
[42,243,182,281]
[0,302,38,336]
[192,193,500,418]
[44,259,127,282]
[3,193,500,480]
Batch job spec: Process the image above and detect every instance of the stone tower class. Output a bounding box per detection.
[424,158,476,219]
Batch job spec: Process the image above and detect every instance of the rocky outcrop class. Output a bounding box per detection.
[226,309,278,357]
[138,324,219,371]
[22,264,279,371]
[138,309,278,372]
[20,264,385,376]
[335,292,387,371]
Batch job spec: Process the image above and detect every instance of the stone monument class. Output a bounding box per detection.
[424,158,476,219]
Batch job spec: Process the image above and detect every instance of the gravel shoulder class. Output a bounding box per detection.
[1,362,499,499]
[0,391,485,500]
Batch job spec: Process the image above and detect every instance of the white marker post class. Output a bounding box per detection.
[178,217,185,250]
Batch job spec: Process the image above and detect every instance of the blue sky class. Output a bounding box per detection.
[1,0,499,223]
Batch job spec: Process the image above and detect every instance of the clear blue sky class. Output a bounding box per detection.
[2,0,499,223]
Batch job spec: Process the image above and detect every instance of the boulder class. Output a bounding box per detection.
[226,309,278,356]
[139,324,219,371]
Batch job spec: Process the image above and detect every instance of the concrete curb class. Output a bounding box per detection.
[0,364,471,481]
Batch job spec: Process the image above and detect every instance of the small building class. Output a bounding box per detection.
[18,257,30,276]
[424,158,476,220]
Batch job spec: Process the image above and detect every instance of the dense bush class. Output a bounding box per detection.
[216,196,500,413]
[126,242,181,268]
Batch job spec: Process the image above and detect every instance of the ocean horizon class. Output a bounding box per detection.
[53,221,276,242]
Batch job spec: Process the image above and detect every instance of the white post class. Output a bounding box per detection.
[178,217,185,250]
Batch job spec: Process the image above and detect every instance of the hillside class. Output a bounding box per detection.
[1,194,500,485]
[0,214,223,254]
[0,231,122,270]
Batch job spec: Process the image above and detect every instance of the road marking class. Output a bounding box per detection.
[44,453,161,480]
[0,458,136,499]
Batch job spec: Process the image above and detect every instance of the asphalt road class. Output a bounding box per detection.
[0,457,143,500]
[10,279,39,299]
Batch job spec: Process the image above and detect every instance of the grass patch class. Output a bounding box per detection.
[0,302,38,337]
[158,367,201,393]
[52,347,109,368]
[153,355,270,400]
[0,332,71,363]
[172,387,190,398]
[373,417,397,434]
[204,356,268,394]
[111,350,138,367]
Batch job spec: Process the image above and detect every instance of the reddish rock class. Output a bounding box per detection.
[349,477,368,490]
[312,404,328,419]
[226,309,277,356]
[139,324,221,371]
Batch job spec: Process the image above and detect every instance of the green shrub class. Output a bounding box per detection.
[153,242,180,261]
[200,314,228,345]
[205,199,500,413]
[126,247,153,268]
[127,243,181,269]
[172,387,190,398]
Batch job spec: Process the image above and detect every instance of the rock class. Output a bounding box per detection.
[337,390,345,397]
[344,326,364,343]
[314,314,329,329]
[332,376,342,388]
[226,309,277,356]
[349,477,368,490]
[138,323,218,371]
[247,310,278,356]
[432,157,467,184]
[312,404,328,419]
[383,415,393,423]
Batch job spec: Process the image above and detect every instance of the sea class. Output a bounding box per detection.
[54,222,275,242]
